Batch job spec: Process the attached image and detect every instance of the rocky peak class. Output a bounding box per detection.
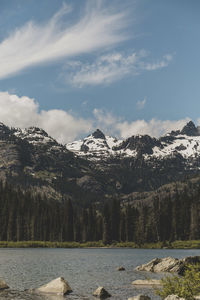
[92,129,105,139]
[180,121,199,136]
[115,134,161,155]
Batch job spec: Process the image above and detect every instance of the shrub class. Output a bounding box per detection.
[155,264,200,300]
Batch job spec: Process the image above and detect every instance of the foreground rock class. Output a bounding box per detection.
[128,295,151,300]
[132,279,161,286]
[93,287,111,298]
[164,295,185,300]
[0,279,9,290]
[135,256,200,274]
[35,277,72,295]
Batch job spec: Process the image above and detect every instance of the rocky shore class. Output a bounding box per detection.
[1,256,200,299]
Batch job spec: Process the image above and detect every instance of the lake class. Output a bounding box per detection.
[0,248,199,299]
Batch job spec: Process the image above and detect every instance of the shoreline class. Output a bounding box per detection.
[0,240,200,249]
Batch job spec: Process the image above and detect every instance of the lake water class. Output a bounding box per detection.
[0,248,200,299]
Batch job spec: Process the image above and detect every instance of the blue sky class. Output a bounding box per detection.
[0,0,199,143]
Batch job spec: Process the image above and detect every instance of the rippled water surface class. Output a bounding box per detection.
[0,248,200,299]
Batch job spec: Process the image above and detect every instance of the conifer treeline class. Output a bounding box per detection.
[0,181,200,243]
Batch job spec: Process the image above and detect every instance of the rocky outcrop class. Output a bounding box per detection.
[93,287,111,298]
[35,277,72,295]
[0,279,9,290]
[128,295,151,300]
[164,295,185,300]
[135,256,200,275]
[92,129,106,140]
[132,279,161,286]
[180,121,200,136]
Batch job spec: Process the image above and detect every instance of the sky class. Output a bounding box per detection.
[0,0,200,143]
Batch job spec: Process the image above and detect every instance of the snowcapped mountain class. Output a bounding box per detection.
[1,119,200,199]
[66,121,200,162]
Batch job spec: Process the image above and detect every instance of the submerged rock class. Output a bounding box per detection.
[128,295,151,300]
[93,286,111,298]
[0,279,9,290]
[132,279,161,286]
[135,256,200,274]
[35,277,72,295]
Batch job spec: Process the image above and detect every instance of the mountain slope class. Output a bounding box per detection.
[0,121,200,202]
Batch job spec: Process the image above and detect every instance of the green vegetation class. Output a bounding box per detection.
[0,240,200,249]
[156,264,200,299]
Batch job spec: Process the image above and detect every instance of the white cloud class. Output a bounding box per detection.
[92,108,190,138]
[0,1,129,79]
[142,54,173,71]
[66,51,173,87]
[0,92,189,144]
[116,118,190,138]
[136,97,146,110]
[0,92,92,143]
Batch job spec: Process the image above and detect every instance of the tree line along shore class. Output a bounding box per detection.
[1,179,200,245]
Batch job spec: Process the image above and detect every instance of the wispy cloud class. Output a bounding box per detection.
[136,97,146,110]
[66,51,173,87]
[0,1,129,79]
[142,54,173,71]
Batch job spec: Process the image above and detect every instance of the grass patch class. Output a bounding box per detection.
[0,240,200,248]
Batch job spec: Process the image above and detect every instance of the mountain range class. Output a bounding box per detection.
[0,120,200,203]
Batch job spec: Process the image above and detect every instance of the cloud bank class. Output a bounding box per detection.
[0,92,92,143]
[0,1,129,79]
[0,92,190,143]
[92,108,189,138]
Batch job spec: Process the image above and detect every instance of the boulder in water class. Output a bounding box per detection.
[0,279,9,290]
[93,286,111,298]
[35,277,72,295]
[132,279,161,286]
[135,256,200,274]
[117,266,125,271]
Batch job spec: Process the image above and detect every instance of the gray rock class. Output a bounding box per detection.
[128,295,151,300]
[135,258,161,272]
[164,295,185,300]
[0,279,9,290]
[132,279,161,286]
[93,287,111,298]
[35,277,72,295]
[135,256,200,274]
